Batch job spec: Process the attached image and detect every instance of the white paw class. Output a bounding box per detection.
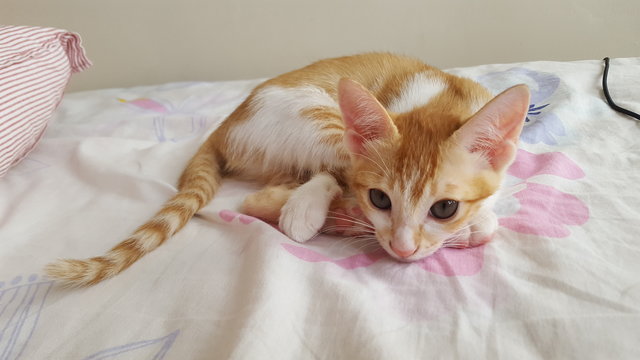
[278,173,341,243]
[279,197,329,242]
[468,210,498,247]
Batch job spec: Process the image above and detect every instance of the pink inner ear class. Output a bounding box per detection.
[486,141,516,170]
[460,84,530,171]
[338,78,395,154]
[345,129,365,154]
[467,121,519,169]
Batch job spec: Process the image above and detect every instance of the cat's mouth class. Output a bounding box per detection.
[382,240,443,262]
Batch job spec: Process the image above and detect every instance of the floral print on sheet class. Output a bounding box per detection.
[117,86,247,143]
[479,68,566,145]
[118,97,209,143]
[497,150,589,237]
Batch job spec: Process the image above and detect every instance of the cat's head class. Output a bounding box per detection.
[338,78,530,261]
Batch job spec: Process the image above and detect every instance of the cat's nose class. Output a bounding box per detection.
[391,245,417,258]
[391,226,417,258]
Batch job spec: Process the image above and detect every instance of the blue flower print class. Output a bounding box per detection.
[478,68,566,145]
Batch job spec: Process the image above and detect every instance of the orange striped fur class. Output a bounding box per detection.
[46,53,530,286]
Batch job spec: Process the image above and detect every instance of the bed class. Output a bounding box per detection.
[1,34,640,358]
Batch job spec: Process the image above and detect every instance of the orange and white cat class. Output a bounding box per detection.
[46,53,529,286]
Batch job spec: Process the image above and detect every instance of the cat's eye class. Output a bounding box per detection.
[430,200,458,219]
[369,189,391,210]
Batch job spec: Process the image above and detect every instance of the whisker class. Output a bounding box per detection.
[361,170,384,178]
[321,223,374,234]
[449,213,493,235]
[324,219,374,232]
[320,225,374,235]
[344,237,378,247]
[498,183,527,198]
[328,235,377,253]
[326,209,370,221]
[346,238,380,252]
[365,138,393,176]
[320,220,375,234]
[325,215,375,230]
[353,241,381,252]
[354,152,391,178]
[326,210,370,223]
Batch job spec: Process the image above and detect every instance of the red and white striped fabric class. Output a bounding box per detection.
[0,25,91,177]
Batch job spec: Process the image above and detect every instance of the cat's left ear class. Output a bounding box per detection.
[453,84,530,172]
[338,78,397,155]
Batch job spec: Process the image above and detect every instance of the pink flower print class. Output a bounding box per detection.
[500,149,589,237]
[117,98,169,113]
[281,242,486,276]
[281,244,387,270]
[500,182,589,237]
[415,246,485,276]
[218,209,258,225]
[507,149,585,180]
[118,97,207,142]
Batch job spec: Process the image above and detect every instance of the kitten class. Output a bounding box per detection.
[46,53,530,286]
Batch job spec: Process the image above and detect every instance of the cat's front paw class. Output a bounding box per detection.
[278,173,342,243]
[447,211,497,248]
[279,198,328,243]
[468,211,498,247]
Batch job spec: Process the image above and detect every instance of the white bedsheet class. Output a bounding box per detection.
[1,58,640,359]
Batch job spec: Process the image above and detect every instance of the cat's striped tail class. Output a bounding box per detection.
[45,141,222,287]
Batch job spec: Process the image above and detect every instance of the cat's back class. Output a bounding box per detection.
[259,52,490,116]
[261,52,434,99]
[218,53,491,182]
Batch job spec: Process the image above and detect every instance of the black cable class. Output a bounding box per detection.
[602,57,640,121]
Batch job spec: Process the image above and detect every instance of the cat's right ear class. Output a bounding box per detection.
[338,78,396,154]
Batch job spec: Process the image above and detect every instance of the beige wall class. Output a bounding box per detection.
[4,0,640,92]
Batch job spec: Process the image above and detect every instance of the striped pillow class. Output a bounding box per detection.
[0,25,91,177]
